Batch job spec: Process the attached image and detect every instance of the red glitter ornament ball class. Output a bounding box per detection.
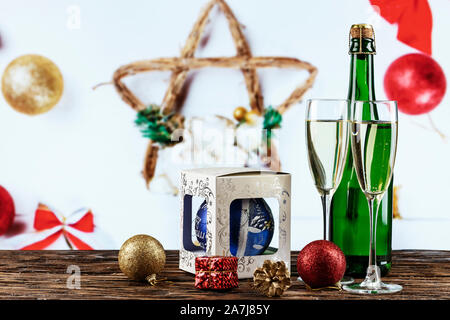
[384,53,446,115]
[0,185,15,235]
[297,240,346,288]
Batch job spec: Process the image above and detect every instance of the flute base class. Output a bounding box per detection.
[343,282,402,294]
[340,276,354,285]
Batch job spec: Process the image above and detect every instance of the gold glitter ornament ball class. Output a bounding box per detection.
[233,106,248,122]
[118,234,166,284]
[2,54,63,115]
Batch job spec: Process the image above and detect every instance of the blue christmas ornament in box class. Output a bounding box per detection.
[195,198,274,256]
[180,167,291,279]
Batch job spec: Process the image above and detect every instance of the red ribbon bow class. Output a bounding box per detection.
[21,203,95,250]
[370,0,433,55]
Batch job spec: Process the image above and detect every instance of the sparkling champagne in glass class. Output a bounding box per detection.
[305,99,349,241]
[343,100,402,294]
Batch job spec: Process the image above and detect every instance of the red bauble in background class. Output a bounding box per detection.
[0,185,15,235]
[297,240,346,289]
[384,53,446,115]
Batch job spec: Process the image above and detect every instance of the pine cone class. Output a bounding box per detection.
[253,260,291,297]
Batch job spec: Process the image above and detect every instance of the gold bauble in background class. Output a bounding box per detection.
[118,234,166,284]
[244,109,260,125]
[2,54,63,115]
[233,106,248,122]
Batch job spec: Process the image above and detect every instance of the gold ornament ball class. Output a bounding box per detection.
[244,109,260,125]
[233,106,248,122]
[118,234,166,284]
[2,54,64,115]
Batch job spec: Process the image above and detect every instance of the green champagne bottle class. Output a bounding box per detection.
[330,24,393,277]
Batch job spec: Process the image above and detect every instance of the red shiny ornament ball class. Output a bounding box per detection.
[0,185,15,235]
[384,53,446,115]
[297,240,346,288]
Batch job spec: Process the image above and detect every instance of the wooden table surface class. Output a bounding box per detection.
[0,250,448,300]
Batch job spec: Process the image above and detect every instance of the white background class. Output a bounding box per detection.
[0,0,448,250]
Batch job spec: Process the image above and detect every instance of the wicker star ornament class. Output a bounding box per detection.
[111,0,317,187]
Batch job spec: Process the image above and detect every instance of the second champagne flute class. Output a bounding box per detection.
[343,100,402,294]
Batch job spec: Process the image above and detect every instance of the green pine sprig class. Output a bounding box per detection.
[135,104,176,145]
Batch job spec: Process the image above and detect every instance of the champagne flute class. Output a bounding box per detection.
[343,100,402,294]
[304,99,353,284]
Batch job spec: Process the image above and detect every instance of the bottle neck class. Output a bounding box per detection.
[348,54,376,101]
[348,38,376,101]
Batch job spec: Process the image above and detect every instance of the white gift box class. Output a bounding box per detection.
[179,167,291,279]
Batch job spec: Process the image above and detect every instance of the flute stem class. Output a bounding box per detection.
[362,196,381,289]
[321,193,331,241]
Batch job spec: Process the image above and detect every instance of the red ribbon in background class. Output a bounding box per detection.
[21,203,94,250]
[370,0,433,55]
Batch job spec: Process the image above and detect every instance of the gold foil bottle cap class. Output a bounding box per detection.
[349,24,376,54]
[350,24,375,39]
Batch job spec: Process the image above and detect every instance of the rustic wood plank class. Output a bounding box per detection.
[0,250,448,300]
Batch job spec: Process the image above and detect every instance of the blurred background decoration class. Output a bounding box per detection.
[108,0,317,191]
